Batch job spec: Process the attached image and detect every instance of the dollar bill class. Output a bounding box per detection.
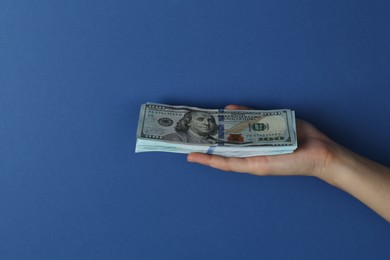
[136,103,297,157]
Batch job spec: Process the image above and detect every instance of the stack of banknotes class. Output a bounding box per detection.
[136,103,297,157]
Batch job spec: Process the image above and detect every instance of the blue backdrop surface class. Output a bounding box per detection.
[1,0,389,259]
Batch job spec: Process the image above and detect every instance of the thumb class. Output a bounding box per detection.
[225,104,252,110]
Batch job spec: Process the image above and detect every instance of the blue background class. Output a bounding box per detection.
[1,0,389,259]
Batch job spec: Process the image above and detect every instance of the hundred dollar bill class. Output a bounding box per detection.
[136,103,297,157]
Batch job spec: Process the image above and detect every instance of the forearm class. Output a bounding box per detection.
[321,144,390,222]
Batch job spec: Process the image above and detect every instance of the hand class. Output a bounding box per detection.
[188,105,390,221]
[187,105,338,180]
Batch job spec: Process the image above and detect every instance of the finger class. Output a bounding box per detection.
[188,152,313,176]
[187,153,271,175]
[224,104,252,110]
[187,153,249,173]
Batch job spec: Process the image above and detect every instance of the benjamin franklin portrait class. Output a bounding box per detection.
[162,111,218,144]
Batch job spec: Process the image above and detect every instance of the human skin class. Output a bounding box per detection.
[187,105,390,222]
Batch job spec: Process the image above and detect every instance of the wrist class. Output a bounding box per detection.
[314,142,356,186]
[316,142,390,222]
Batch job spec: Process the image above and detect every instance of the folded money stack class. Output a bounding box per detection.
[136,103,297,157]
